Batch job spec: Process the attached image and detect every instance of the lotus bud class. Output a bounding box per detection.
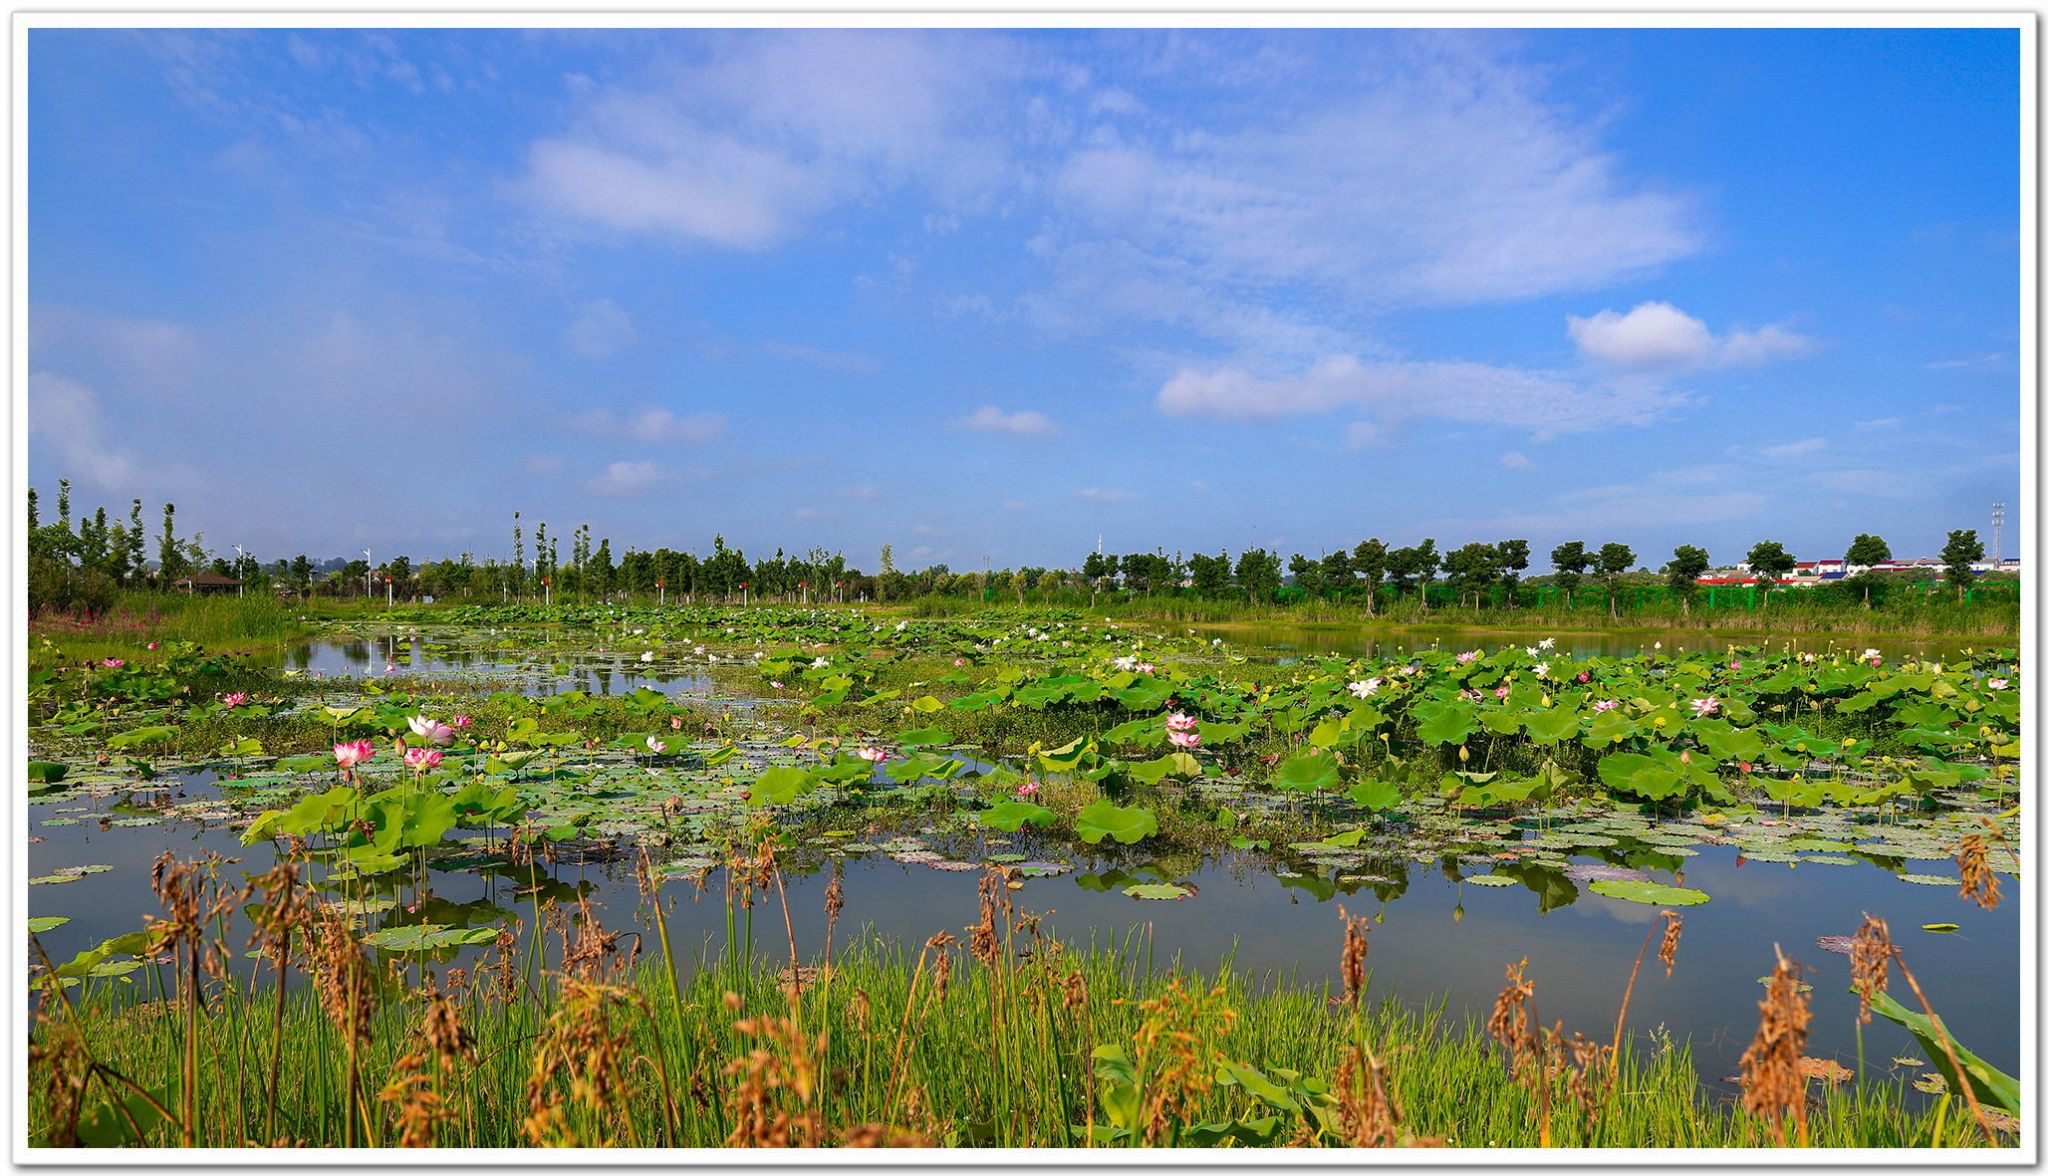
[1458,745,1471,763]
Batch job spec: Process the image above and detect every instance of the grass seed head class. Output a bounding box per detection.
[1739,945,1813,1142]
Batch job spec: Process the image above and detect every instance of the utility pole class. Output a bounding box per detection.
[363,549,373,599]
[386,576,394,608]
[233,544,245,598]
[1992,501,2006,566]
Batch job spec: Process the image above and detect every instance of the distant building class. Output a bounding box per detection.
[173,571,241,594]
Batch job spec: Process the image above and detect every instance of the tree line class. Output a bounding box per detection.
[25,482,1999,616]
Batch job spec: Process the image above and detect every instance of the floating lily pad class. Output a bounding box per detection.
[1123,883,1192,900]
[1588,880,1710,906]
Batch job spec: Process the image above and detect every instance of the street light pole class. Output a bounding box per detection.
[233,544,245,598]
[363,549,373,599]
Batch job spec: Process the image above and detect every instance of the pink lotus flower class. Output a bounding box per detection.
[333,740,376,769]
[1016,780,1041,798]
[222,692,249,708]
[857,746,889,765]
[1689,696,1719,718]
[645,735,668,754]
[1577,671,1590,683]
[1591,699,1620,713]
[1728,660,1742,671]
[407,715,454,746]
[1165,711,1199,733]
[403,746,443,771]
[145,642,158,650]
[1456,650,1480,664]
[1168,729,1201,749]
[954,658,967,667]
[1135,662,1156,674]
[450,715,473,729]
[100,658,124,668]
[670,714,685,729]
[1494,685,1510,699]
[771,681,784,690]
[1989,678,2011,690]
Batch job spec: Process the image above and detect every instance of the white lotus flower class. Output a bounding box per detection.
[1347,678,1382,699]
[640,651,655,663]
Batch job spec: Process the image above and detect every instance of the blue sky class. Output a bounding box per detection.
[28,27,2021,570]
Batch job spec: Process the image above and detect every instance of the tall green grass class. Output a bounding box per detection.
[29,591,314,666]
[27,888,2002,1150]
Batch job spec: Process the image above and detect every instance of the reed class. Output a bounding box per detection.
[25,850,2009,1150]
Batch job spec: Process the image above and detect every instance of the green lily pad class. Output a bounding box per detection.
[1588,880,1710,906]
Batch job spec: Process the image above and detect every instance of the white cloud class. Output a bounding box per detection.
[1500,451,1532,470]
[1758,437,1827,459]
[1719,323,1817,366]
[763,341,881,376]
[565,299,639,359]
[843,483,882,502]
[586,460,672,498]
[958,405,1060,437]
[1157,354,1685,439]
[522,455,566,477]
[28,372,140,489]
[1073,487,1135,505]
[518,31,1008,250]
[1568,301,1815,371]
[565,405,727,444]
[1924,352,2005,372]
[1805,469,1915,499]
[1045,47,1698,315]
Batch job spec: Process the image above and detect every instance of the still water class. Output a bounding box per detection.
[27,625,2019,1100]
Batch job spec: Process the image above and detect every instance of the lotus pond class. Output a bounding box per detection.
[24,606,2022,1146]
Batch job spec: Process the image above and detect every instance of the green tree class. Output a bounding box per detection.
[1286,552,1323,598]
[1188,551,1232,597]
[1351,539,1387,616]
[1494,539,1531,607]
[1442,542,1500,609]
[1596,542,1635,617]
[1318,547,1353,596]
[1941,529,1985,601]
[1845,533,1891,606]
[1666,545,1710,614]
[158,502,186,584]
[1550,541,1591,606]
[1234,548,1282,602]
[1744,540,1795,607]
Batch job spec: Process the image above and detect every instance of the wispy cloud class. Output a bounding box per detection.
[517,31,1009,250]
[1924,352,2005,372]
[28,372,144,490]
[564,298,639,359]
[586,460,675,498]
[1073,486,1135,505]
[958,405,1060,437]
[564,405,727,444]
[763,341,881,376]
[1757,436,1827,459]
[1157,354,1685,439]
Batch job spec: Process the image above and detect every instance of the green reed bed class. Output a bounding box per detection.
[27,865,2005,1151]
